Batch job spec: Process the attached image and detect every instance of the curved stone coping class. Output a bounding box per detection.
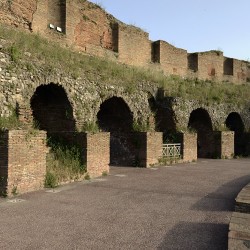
[228,183,250,249]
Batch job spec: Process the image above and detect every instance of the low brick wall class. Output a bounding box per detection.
[85,132,110,177]
[134,132,163,167]
[0,130,47,196]
[178,132,197,162]
[213,131,234,159]
[50,132,110,177]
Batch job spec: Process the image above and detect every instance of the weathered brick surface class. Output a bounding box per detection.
[117,24,151,67]
[135,132,163,167]
[153,40,187,76]
[213,131,234,159]
[0,130,47,196]
[178,133,197,162]
[85,132,110,177]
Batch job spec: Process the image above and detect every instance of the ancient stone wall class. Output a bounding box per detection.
[0,130,47,196]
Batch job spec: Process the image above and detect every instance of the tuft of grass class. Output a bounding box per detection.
[82,121,100,133]
[0,110,20,130]
[46,137,86,186]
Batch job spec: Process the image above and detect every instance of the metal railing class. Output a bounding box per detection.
[162,143,181,158]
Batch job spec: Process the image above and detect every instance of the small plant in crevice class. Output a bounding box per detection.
[46,137,86,187]
[11,186,18,196]
[132,120,150,132]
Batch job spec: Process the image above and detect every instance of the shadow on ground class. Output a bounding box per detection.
[157,222,228,250]
[191,175,250,212]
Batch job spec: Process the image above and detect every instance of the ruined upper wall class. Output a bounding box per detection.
[0,0,249,84]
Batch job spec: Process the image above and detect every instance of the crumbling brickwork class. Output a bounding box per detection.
[178,133,197,162]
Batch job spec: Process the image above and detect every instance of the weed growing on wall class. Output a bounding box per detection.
[0,111,20,130]
[45,137,86,188]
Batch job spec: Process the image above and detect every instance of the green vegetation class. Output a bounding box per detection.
[0,110,20,130]
[45,137,86,188]
[82,121,100,133]
[0,24,250,105]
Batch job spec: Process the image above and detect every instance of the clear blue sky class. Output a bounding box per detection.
[89,0,250,61]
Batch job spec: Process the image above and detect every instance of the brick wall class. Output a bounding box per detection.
[66,0,118,58]
[0,130,47,196]
[178,133,197,162]
[117,24,151,67]
[197,51,224,81]
[213,131,234,158]
[85,132,110,177]
[49,131,110,177]
[153,40,187,76]
[135,132,163,167]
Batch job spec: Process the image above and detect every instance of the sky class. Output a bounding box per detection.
[88,0,250,61]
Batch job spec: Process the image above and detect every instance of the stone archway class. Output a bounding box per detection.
[188,108,213,158]
[30,83,76,135]
[97,96,134,166]
[226,112,245,155]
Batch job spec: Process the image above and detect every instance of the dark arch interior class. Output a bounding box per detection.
[226,112,245,155]
[148,95,176,142]
[188,108,213,158]
[30,83,76,135]
[97,97,134,166]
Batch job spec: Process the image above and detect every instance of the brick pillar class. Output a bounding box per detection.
[85,132,110,177]
[178,132,197,162]
[213,131,234,159]
[0,130,47,196]
[135,132,163,167]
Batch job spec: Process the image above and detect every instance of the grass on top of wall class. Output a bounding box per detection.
[0,24,250,106]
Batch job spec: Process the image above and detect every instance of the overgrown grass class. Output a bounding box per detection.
[45,137,86,188]
[0,24,250,105]
[0,111,20,130]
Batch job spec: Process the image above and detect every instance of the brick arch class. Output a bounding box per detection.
[30,83,76,134]
[226,112,245,155]
[188,108,213,158]
[97,96,134,166]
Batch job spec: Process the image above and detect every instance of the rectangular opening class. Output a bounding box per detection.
[224,58,234,75]
[151,41,160,63]
[188,53,198,71]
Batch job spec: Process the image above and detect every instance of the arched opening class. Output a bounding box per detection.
[188,108,213,158]
[97,97,133,166]
[148,94,176,142]
[226,112,245,155]
[30,83,76,135]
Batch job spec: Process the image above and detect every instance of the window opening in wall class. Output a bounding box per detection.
[48,0,66,34]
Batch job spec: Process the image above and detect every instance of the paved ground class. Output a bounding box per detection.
[0,159,250,250]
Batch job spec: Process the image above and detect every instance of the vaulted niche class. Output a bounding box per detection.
[226,112,245,155]
[188,108,213,158]
[48,0,66,33]
[30,83,76,135]
[97,97,134,166]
